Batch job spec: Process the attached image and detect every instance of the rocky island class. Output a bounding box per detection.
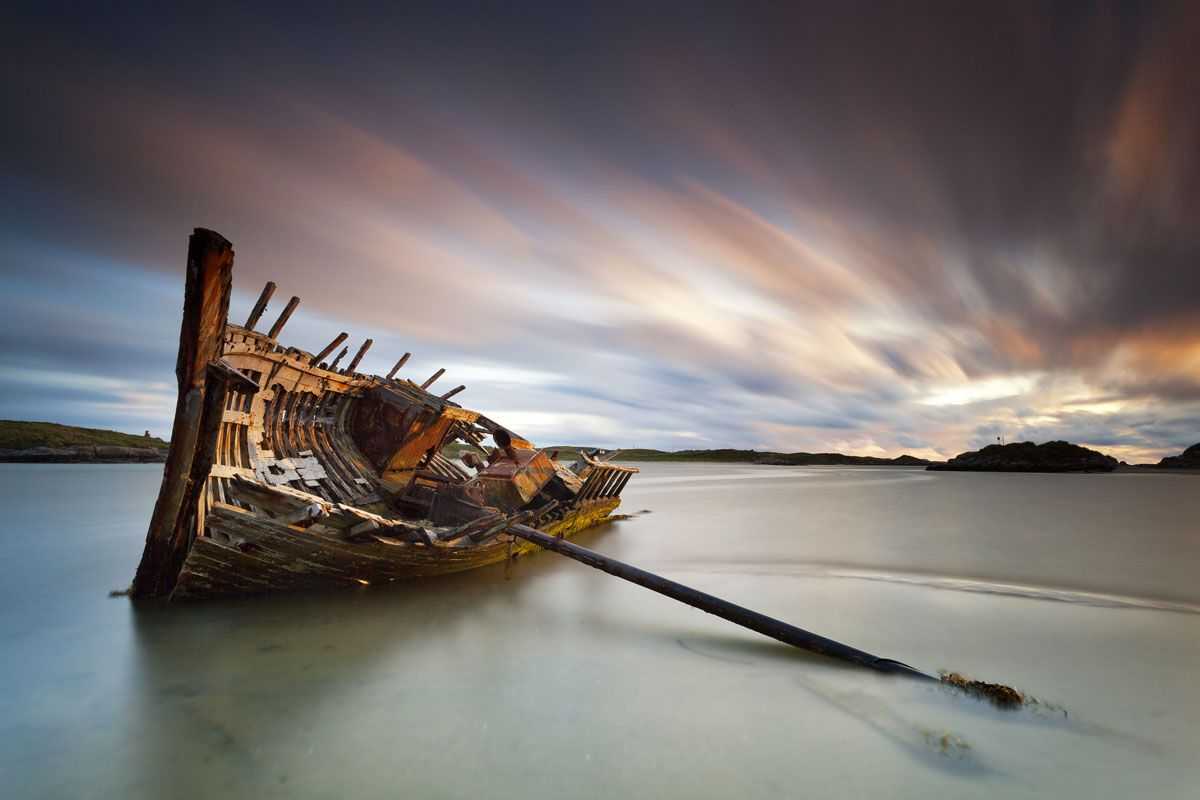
[928,440,1118,473]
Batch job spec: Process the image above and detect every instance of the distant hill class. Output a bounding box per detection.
[443,442,929,466]
[1156,443,1200,469]
[928,440,1117,473]
[0,421,168,463]
[540,447,929,466]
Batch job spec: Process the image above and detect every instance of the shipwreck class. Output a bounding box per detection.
[132,229,637,599]
[129,228,1025,707]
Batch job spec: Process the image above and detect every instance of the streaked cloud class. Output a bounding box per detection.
[1,4,1197,462]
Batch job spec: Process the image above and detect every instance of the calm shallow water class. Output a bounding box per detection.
[1,462,1198,798]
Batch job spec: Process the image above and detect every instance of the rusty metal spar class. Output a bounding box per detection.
[505,523,936,680]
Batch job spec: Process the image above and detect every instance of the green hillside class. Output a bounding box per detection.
[0,420,169,451]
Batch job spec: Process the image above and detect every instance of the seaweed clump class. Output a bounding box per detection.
[940,671,1025,710]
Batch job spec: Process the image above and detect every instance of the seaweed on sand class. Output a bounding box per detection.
[940,671,1026,710]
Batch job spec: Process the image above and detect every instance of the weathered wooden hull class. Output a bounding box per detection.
[174,498,621,598]
[133,228,637,601]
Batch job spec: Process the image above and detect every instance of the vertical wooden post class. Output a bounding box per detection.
[132,228,234,598]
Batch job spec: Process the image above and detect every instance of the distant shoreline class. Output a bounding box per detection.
[1115,464,1200,475]
[0,445,167,464]
[3,420,1196,473]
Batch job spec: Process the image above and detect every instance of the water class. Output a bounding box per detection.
[2,462,1198,798]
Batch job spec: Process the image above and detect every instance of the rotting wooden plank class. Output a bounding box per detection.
[209,463,256,480]
[346,338,373,374]
[419,368,445,390]
[386,353,411,379]
[328,346,349,372]
[174,497,622,597]
[289,393,323,496]
[277,390,297,460]
[222,410,254,426]
[296,395,336,501]
[133,228,234,598]
[309,395,358,502]
[331,395,381,490]
[318,416,363,500]
[266,296,300,339]
[311,332,349,366]
[244,281,276,330]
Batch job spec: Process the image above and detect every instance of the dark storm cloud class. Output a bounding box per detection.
[1,2,1197,458]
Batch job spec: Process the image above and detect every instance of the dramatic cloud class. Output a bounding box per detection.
[2,3,1197,461]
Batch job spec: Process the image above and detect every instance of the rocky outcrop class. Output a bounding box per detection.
[927,440,1118,473]
[1157,443,1200,468]
[0,445,167,463]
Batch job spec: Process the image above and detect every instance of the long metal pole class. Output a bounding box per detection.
[508,524,934,680]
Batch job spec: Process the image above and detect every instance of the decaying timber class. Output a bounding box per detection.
[133,228,636,599]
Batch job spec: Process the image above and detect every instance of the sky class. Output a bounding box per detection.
[2,2,1198,461]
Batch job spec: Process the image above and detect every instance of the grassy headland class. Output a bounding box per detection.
[0,420,168,450]
[0,421,169,462]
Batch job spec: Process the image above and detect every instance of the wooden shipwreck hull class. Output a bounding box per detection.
[132,228,637,599]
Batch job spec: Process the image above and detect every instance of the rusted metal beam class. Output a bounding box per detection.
[244,281,276,330]
[346,338,373,374]
[386,353,411,379]
[419,368,445,390]
[311,332,349,366]
[132,228,235,598]
[266,296,300,339]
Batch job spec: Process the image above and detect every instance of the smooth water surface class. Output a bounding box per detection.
[2,462,1198,798]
